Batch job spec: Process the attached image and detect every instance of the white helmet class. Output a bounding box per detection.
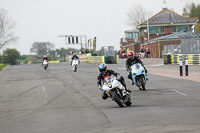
[44,55,47,57]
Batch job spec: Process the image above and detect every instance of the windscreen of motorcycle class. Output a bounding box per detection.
[131,63,141,70]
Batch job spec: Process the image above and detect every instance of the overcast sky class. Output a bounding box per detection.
[0,0,199,55]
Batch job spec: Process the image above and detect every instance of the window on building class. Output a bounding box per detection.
[129,32,133,38]
[160,27,165,33]
[149,27,164,34]
[172,26,177,32]
[126,32,133,38]
[141,29,144,36]
[133,32,139,42]
[177,25,190,32]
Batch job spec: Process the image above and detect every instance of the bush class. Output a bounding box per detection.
[52,58,58,61]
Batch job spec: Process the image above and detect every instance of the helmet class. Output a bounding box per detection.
[128,51,134,60]
[99,63,108,73]
[73,53,76,56]
[44,55,47,57]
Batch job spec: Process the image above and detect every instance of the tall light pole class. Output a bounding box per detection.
[147,18,149,42]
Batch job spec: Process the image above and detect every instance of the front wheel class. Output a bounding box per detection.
[124,95,132,106]
[75,65,77,72]
[139,77,146,91]
[73,65,77,72]
[112,90,124,107]
[44,65,47,70]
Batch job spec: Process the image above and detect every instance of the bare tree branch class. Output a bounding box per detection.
[126,4,152,28]
[0,8,17,50]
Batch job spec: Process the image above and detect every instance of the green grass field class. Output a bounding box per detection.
[0,64,8,71]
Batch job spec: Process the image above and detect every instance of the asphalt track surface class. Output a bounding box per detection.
[0,59,200,133]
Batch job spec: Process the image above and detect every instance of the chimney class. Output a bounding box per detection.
[162,0,167,10]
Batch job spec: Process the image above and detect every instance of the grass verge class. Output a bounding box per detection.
[0,64,8,71]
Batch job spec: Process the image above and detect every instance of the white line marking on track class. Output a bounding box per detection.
[171,90,187,96]
[39,80,48,98]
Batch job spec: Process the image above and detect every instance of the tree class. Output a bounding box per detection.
[126,4,152,28]
[55,47,68,58]
[2,48,20,65]
[49,50,56,58]
[182,3,200,33]
[182,3,192,17]
[30,42,54,57]
[0,8,17,50]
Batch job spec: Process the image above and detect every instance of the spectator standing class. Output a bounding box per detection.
[127,48,130,54]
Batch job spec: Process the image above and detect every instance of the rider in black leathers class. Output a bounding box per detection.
[97,63,131,100]
[71,53,80,65]
[126,51,147,85]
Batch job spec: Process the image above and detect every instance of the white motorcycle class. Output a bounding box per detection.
[72,59,79,72]
[102,75,132,107]
[131,63,147,91]
[43,60,48,70]
[139,52,145,59]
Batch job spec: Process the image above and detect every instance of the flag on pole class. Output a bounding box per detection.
[93,37,96,52]
[90,40,92,50]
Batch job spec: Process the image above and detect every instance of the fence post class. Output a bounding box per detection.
[179,56,183,76]
[185,55,188,76]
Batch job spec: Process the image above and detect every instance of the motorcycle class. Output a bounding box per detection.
[139,52,145,59]
[131,63,147,91]
[43,60,48,70]
[102,75,132,107]
[72,59,79,72]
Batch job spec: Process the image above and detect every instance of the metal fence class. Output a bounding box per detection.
[179,32,200,54]
[162,44,180,54]
[163,33,200,55]
[180,38,200,54]
[101,46,114,56]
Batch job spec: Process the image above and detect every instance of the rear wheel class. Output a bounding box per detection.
[112,90,124,107]
[139,77,146,91]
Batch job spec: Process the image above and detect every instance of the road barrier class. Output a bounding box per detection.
[87,55,119,64]
[87,56,105,64]
[163,54,200,65]
[27,60,60,64]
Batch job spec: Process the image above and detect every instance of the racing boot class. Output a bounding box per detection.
[128,75,134,85]
[122,81,132,93]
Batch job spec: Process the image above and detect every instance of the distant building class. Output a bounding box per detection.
[120,30,140,53]
[120,1,199,57]
[137,9,198,44]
